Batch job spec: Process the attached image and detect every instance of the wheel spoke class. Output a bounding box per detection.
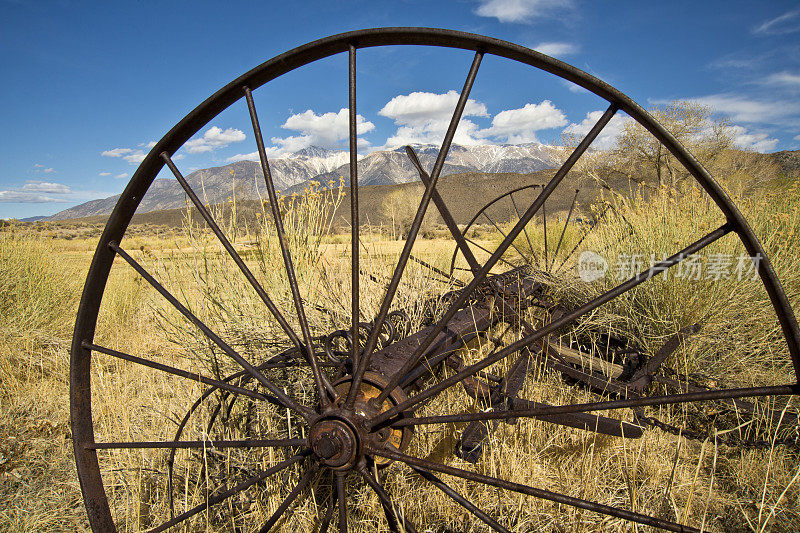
[370,446,701,533]
[389,384,798,427]
[244,85,334,407]
[410,466,511,533]
[336,471,348,533]
[542,194,549,269]
[148,452,308,533]
[257,466,314,533]
[553,203,612,276]
[370,104,620,411]
[348,43,361,374]
[83,341,272,403]
[108,241,314,420]
[345,50,484,410]
[551,188,579,272]
[371,222,734,426]
[160,153,305,352]
[463,236,519,269]
[409,253,465,286]
[87,438,306,450]
[358,466,418,533]
[406,145,480,275]
[510,191,539,266]
[318,481,337,533]
[482,211,531,266]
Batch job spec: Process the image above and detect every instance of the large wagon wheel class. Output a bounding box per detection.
[71,28,800,532]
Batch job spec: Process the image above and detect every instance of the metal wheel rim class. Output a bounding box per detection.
[71,27,800,532]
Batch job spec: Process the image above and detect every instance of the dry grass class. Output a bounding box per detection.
[1,173,799,532]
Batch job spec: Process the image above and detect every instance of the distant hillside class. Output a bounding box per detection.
[48,143,561,221]
[50,145,795,225]
[769,149,800,178]
[60,168,623,236]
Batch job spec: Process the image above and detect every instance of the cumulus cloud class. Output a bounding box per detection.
[753,8,800,35]
[795,134,800,141]
[101,148,134,158]
[226,108,374,160]
[562,110,630,150]
[533,41,579,58]
[379,90,487,147]
[0,181,73,203]
[269,108,375,155]
[0,191,69,203]
[185,126,247,154]
[474,0,574,23]
[123,151,146,163]
[729,126,779,152]
[101,146,146,163]
[226,152,260,163]
[21,181,72,194]
[477,101,567,143]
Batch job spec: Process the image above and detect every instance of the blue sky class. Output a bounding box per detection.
[1,0,799,219]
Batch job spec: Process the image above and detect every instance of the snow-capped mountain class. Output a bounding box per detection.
[48,144,561,220]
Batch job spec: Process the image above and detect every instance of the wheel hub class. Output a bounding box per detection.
[307,371,413,468]
[309,418,359,469]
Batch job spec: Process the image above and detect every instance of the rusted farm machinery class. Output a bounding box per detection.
[71,28,800,532]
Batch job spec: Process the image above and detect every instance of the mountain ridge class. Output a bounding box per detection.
[49,143,562,220]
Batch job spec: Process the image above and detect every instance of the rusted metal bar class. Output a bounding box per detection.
[244,86,333,406]
[346,50,485,411]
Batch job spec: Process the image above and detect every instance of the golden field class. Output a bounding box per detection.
[1,171,799,532]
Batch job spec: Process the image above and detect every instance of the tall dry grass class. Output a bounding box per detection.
[1,172,799,531]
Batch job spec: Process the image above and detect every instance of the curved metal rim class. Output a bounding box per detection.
[447,182,544,275]
[70,26,800,532]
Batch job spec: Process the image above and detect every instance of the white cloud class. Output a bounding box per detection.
[265,109,375,156]
[114,173,129,180]
[123,151,146,163]
[99,172,111,176]
[795,134,800,141]
[101,147,146,163]
[0,181,73,203]
[21,181,72,194]
[226,152,260,163]
[379,90,487,147]
[43,167,54,174]
[710,56,760,70]
[533,41,579,58]
[688,94,800,125]
[141,141,157,149]
[764,71,800,88]
[753,8,800,35]
[563,110,630,150]
[474,0,574,23]
[477,101,567,143]
[101,147,134,158]
[33,163,45,168]
[185,126,246,154]
[0,190,69,203]
[729,126,779,152]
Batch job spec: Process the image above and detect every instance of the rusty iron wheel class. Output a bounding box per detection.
[71,28,800,532]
